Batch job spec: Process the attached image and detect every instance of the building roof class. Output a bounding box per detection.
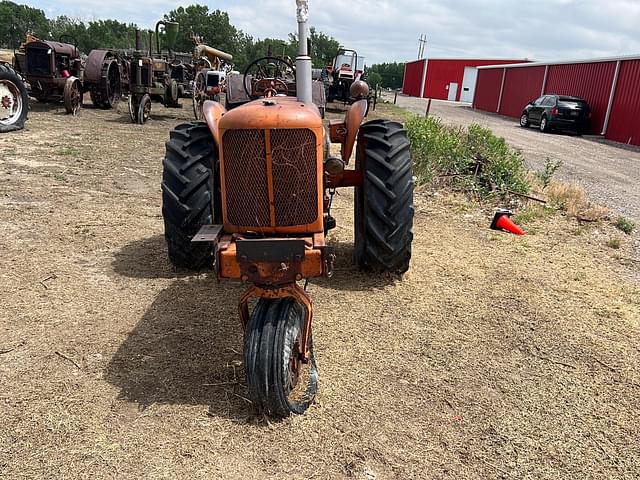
[477,54,640,69]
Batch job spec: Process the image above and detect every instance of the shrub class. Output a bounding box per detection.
[614,216,635,235]
[406,116,529,197]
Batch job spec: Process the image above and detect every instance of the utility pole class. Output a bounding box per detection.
[418,34,427,59]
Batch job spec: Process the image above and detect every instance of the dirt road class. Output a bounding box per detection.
[1,100,639,479]
[384,93,640,224]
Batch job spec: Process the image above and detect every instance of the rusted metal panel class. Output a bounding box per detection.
[498,66,546,118]
[606,59,640,146]
[544,62,616,134]
[402,59,425,97]
[473,68,504,112]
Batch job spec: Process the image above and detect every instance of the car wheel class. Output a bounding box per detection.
[539,115,549,133]
[519,113,529,128]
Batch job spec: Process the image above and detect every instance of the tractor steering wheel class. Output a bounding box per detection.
[243,56,295,100]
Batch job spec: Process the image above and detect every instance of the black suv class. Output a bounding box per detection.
[520,94,591,135]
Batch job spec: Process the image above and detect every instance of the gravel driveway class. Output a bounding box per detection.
[384,93,640,224]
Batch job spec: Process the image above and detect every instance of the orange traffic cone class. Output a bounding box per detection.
[490,209,525,235]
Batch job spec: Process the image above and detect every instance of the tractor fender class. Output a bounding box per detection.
[203,100,226,146]
[342,99,368,163]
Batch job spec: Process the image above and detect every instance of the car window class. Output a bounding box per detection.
[542,96,556,106]
[559,100,587,109]
[533,96,545,106]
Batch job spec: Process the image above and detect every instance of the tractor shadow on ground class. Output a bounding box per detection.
[111,234,198,279]
[104,274,252,420]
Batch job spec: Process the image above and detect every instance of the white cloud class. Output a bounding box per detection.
[22,0,640,64]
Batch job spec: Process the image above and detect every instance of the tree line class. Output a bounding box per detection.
[0,1,405,86]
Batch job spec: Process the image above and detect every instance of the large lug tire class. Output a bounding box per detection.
[354,119,414,274]
[0,63,28,133]
[63,77,82,115]
[244,298,318,417]
[161,122,221,269]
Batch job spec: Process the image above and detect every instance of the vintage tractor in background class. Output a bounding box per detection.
[160,0,413,417]
[191,35,233,120]
[13,34,123,114]
[0,62,29,132]
[85,49,127,109]
[325,47,369,104]
[128,21,182,124]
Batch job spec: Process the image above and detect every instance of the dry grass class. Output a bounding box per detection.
[0,49,14,63]
[0,98,639,479]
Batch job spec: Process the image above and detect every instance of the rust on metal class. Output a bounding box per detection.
[342,99,368,163]
[218,100,325,234]
[326,169,363,188]
[202,100,226,145]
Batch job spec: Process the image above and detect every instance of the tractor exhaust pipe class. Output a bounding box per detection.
[296,0,312,104]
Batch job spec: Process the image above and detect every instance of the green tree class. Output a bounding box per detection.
[368,62,405,89]
[287,26,340,68]
[0,1,49,48]
[367,71,383,88]
[164,5,243,57]
[47,16,87,49]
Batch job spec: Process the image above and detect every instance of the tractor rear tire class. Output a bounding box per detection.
[161,122,221,269]
[0,63,28,133]
[354,119,414,273]
[244,298,318,417]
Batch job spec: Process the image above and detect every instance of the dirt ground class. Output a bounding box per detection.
[1,97,639,479]
[384,93,640,227]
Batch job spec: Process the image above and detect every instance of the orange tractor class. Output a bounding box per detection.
[160,0,414,417]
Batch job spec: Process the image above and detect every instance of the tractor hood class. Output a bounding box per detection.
[219,96,323,131]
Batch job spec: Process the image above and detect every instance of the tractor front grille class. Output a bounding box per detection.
[222,128,318,228]
[26,47,51,76]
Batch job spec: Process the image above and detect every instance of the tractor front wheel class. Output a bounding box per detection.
[63,77,82,115]
[137,94,151,124]
[244,298,318,417]
[161,122,221,269]
[354,119,414,273]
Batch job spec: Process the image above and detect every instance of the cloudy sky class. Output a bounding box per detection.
[22,0,640,65]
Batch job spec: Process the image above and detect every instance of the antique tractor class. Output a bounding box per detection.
[0,62,29,132]
[191,35,233,120]
[325,47,369,104]
[84,49,127,109]
[13,34,122,114]
[161,0,413,417]
[128,21,182,124]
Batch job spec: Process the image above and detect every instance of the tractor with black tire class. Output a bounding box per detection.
[13,34,123,115]
[325,47,369,104]
[191,34,233,121]
[160,0,413,418]
[0,62,29,132]
[127,21,182,124]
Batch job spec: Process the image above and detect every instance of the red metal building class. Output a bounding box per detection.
[402,58,528,102]
[473,55,640,146]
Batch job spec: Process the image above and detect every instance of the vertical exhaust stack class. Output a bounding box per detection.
[296,0,312,104]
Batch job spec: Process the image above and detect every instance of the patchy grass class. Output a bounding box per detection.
[513,204,555,226]
[607,238,622,249]
[615,216,635,235]
[55,146,81,157]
